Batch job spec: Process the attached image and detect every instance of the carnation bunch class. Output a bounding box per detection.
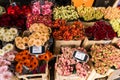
[26,1,53,28]
[7,4,31,16]
[98,7,120,20]
[32,1,53,15]
[0,13,27,28]
[0,28,18,42]
[0,65,13,80]
[85,21,116,40]
[26,13,52,28]
[0,50,17,80]
[0,4,31,28]
[55,47,90,78]
[91,44,120,74]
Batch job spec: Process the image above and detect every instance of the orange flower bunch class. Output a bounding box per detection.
[15,50,53,74]
[52,19,85,40]
[15,50,38,74]
[38,50,53,61]
[15,23,52,50]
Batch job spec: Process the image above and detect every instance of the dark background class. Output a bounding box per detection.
[0,0,117,7]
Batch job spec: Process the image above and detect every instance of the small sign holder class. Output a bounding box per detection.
[73,50,89,62]
[29,46,45,54]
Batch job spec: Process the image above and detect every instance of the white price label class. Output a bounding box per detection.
[29,46,45,54]
[32,46,42,53]
[104,41,111,44]
[74,51,86,60]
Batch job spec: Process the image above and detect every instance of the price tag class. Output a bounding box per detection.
[104,41,111,44]
[73,51,89,62]
[29,46,45,54]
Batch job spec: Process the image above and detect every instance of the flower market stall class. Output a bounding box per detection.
[0,0,120,80]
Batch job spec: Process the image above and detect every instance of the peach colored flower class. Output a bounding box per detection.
[22,37,29,44]
[15,37,22,42]
[16,44,26,50]
[28,38,35,47]
[34,39,42,47]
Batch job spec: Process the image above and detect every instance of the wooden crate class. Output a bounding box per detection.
[55,70,114,80]
[55,72,85,80]
[16,62,49,80]
[11,76,19,80]
[55,56,92,80]
[82,37,112,50]
[54,40,82,54]
[111,37,120,44]
[88,69,114,80]
[113,0,119,8]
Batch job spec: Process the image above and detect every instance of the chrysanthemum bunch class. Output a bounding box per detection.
[0,44,14,56]
[15,23,51,50]
[0,28,18,42]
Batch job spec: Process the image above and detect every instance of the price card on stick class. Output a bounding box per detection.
[29,46,45,54]
[73,51,89,62]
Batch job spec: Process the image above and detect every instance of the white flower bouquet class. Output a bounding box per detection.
[0,28,18,42]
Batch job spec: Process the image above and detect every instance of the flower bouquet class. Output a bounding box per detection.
[15,23,51,50]
[90,44,120,75]
[0,28,18,43]
[0,49,17,80]
[55,46,91,80]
